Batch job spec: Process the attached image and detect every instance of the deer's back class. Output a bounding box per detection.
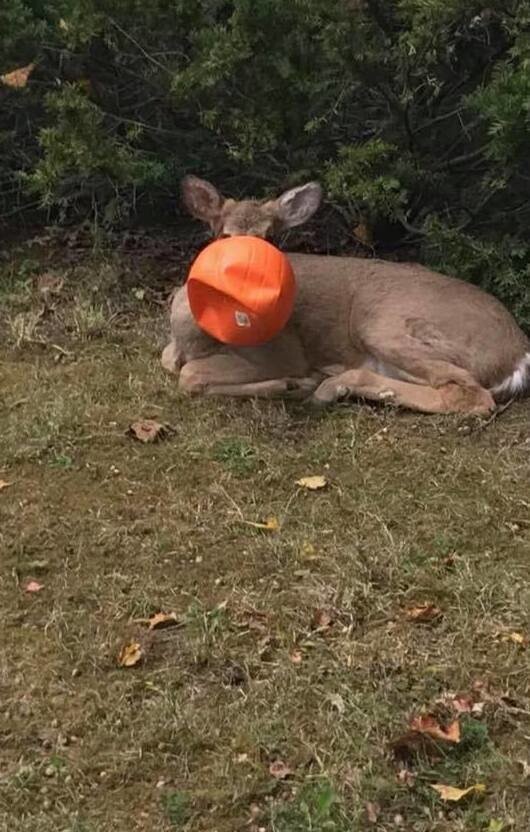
[288,253,529,385]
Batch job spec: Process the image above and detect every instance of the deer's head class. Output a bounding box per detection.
[181,175,322,239]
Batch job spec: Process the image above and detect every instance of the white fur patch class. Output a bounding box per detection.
[491,352,530,398]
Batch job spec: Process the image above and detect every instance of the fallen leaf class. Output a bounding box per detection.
[269,760,292,780]
[328,693,345,714]
[296,475,327,490]
[24,580,44,593]
[117,641,143,667]
[501,631,529,647]
[436,692,484,715]
[353,222,373,247]
[127,419,171,443]
[312,607,334,630]
[289,649,303,665]
[245,516,279,532]
[392,714,461,757]
[397,767,416,787]
[451,694,474,713]
[488,820,505,832]
[409,714,461,743]
[1,62,35,88]
[518,758,530,778]
[234,606,269,633]
[300,540,317,559]
[431,783,486,802]
[365,802,380,824]
[405,602,442,622]
[135,611,182,631]
[0,480,11,491]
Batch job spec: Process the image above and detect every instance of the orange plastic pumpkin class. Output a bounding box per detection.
[186,236,296,347]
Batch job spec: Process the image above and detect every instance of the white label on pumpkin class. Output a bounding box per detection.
[235,310,251,327]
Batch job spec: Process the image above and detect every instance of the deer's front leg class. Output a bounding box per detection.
[178,355,317,399]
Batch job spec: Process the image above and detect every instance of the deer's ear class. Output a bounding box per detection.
[181,175,224,224]
[274,182,322,228]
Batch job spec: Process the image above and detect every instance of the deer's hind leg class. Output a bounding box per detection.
[312,367,493,414]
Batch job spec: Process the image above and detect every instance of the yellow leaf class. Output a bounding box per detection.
[117,641,143,667]
[1,63,35,89]
[134,611,182,631]
[353,222,373,247]
[245,516,279,531]
[300,540,317,558]
[148,612,181,630]
[296,475,327,490]
[405,602,442,622]
[503,631,529,646]
[431,783,486,802]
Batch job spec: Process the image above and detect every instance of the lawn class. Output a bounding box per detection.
[1,235,530,832]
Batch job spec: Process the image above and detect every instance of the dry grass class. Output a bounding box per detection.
[1,243,530,832]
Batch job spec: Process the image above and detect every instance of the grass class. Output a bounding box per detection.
[0,240,530,831]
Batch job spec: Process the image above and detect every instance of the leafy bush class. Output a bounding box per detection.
[1,0,530,323]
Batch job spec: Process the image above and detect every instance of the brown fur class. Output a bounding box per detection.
[161,176,529,414]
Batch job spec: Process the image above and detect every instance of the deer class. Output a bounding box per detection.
[161,175,530,414]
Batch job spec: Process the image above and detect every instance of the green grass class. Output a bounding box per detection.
[0,243,530,831]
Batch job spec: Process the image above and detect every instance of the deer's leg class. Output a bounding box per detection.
[179,355,318,399]
[312,368,494,414]
[161,340,183,374]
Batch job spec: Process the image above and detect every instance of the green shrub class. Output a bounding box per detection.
[1,0,529,323]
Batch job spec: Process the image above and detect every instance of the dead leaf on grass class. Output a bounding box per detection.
[500,631,529,647]
[289,649,303,665]
[0,480,12,492]
[300,540,317,559]
[440,692,485,716]
[244,516,280,532]
[431,783,486,802]
[518,759,530,779]
[365,801,380,824]
[397,767,416,787]
[296,475,327,490]
[353,222,373,247]
[450,694,475,713]
[405,602,442,622]
[117,641,143,667]
[23,579,44,593]
[312,607,334,631]
[328,693,346,714]
[128,419,172,443]
[234,606,269,633]
[1,62,35,88]
[409,714,461,743]
[134,611,182,631]
[392,713,461,756]
[269,760,293,780]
